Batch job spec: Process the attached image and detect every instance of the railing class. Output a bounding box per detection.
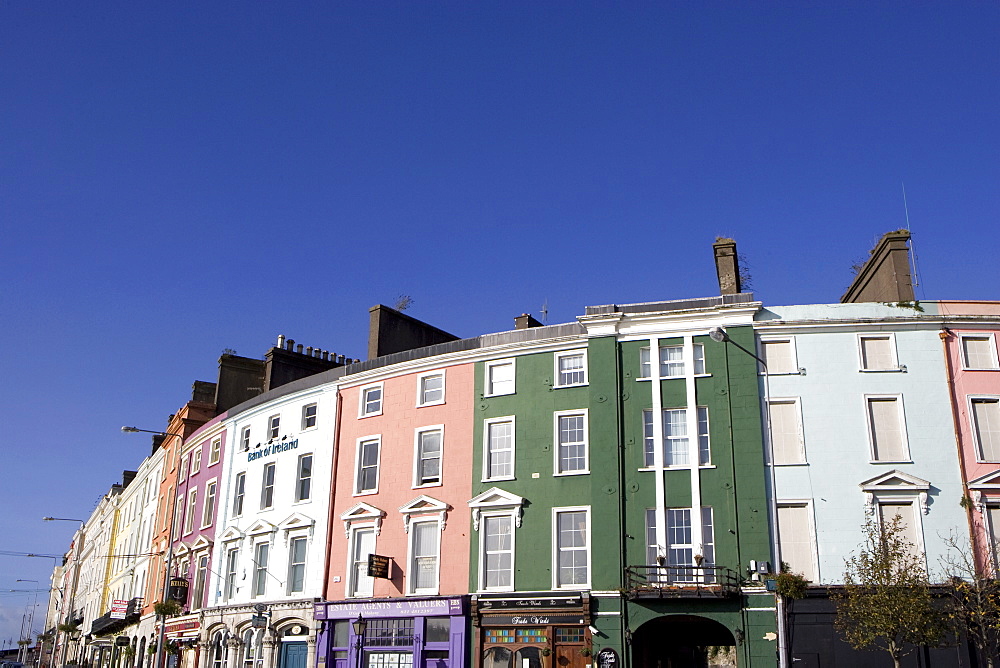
[624,565,741,598]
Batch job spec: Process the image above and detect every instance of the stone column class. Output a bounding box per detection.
[225,636,242,668]
[260,632,276,668]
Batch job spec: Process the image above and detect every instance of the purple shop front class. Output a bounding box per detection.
[315,596,468,668]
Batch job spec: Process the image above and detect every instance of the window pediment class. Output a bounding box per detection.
[191,535,213,551]
[278,512,315,541]
[859,470,931,515]
[246,520,277,537]
[967,471,1000,513]
[340,502,385,537]
[174,542,191,556]
[399,495,450,533]
[467,487,526,530]
[220,525,245,543]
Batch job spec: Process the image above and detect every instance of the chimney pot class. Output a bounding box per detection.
[286,339,295,351]
[306,346,313,356]
[296,344,304,354]
[276,334,285,348]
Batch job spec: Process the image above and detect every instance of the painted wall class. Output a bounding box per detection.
[327,361,474,600]
[759,304,966,583]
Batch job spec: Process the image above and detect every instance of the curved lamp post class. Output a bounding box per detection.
[122,426,184,668]
[709,326,788,668]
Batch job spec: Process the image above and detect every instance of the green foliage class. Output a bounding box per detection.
[58,622,80,634]
[774,571,808,599]
[834,514,949,668]
[154,600,183,617]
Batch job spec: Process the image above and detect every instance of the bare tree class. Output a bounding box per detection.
[940,531,1000,667]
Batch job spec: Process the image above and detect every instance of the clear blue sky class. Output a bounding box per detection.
[2,1,997,643]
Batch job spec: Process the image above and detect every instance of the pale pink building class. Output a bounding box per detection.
[939,301,1000,573]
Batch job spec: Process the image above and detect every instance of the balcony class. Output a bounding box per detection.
[624,565,740,599]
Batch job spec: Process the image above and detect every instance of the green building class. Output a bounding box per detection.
[468,295,778,668]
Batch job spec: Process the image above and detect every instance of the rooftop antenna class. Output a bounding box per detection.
[901,182,922,294]
[540,299,548,325]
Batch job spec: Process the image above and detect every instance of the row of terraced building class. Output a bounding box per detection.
[43,232,1000,668]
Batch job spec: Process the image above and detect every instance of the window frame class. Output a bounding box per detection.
[865,394,911,463]
[191,446,202,474]
[224,547,239,600]
[346,525,377,598]
[483,416,516,482]
[969,395,1000,463]
[875,499,926,566]
[241,426,251,451]
[286,535,308,594]
[359,383,384,418]
[232,472,246,517]
[768,398,807,465]
[209,438,221,466]
[201,479,218,528]
[406,519,442,596]
[553,350,588,388]
[638,344,706,380]
[416,371,446,407]
[183,488,198,535]
[484,359,516,397]
[301,403,318,430]
[354,436,382,495]
[776,501,819,582]
[252,541,269,598]
[551,506,591,590]
[260,462,276,509]
[478,511,515,592]
[553,410,589,476]
[758,336,800,375]
[267,414,281,440]
[641,407,711,468]
[961,334,1000,370]
[413,425,444,488]
[857,333,900,372]
[295,453,313,502]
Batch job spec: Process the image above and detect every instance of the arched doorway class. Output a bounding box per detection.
[632,615,737,668]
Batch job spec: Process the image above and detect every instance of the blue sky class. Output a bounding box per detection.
[1,1,997,644]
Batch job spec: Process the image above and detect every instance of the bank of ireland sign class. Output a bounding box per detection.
[248,438,299,463]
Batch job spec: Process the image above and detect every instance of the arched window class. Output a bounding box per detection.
[137,637,146,668]
[211,631,228,668]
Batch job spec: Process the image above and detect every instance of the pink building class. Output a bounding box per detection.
[318,361,475,668]
[940,302,1000,573]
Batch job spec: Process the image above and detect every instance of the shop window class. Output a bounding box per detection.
[555,628,584,643]
[425,617,449,643]
[366,618,415,647]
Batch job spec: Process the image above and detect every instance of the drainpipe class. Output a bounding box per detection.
[613,338,631,668]
[318,387,345,667]
[940,329,979,565]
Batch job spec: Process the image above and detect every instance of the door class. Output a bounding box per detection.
[280,642,307,668]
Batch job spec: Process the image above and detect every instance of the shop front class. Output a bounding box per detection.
[472,593,592,668]
[164,616,201,668]
[315,596,468,668]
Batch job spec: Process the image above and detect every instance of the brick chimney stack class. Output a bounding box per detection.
[713,237,742,295]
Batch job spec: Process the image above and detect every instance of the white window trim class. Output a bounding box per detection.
[267,414,281,441]
[241,426,252,452]
[416,371,446,408]
[553,409,590,476]
[251,541,270,598]
[484,358,516,397]
[551,506,591,590]
[412,425,445,488]
[354,435,382,495]
[872,498,927,567]
[476,510,516,593]
[960,333,1000,370]
[968,395,1000,463]
[232,472,246,517]
[856,332,902,372]
[294,452,313,503]
[359,383,384,418]
[758,336,802,376]
[200,477,219,529]
[209,438,222,466]
[553,349,589,388]
[768,397,807,466]
[405,518,443,596]
[260,462,276,509]
[301,403,318,431]
[286,534,309,595]
[482,416,516,482]
[345,524,378,599]
[183,488,198,536]
[636,343,709,381]
[864,394,911,463]
[776,500,819,583]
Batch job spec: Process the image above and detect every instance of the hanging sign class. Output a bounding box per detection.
[596,648,619,668]
[110,600,128,619]
[367,554,391,579]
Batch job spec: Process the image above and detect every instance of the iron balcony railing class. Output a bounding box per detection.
[624,565,741,598]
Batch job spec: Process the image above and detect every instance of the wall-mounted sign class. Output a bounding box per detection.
[251,615,267,629]
[478,594,583,611]
[315,597,464,620]
[114,636,131,647]
[367,554,391,579]
[485,614,585,626]
[110,600,128,620]
[248,439,299,463]
[596,648,619,668]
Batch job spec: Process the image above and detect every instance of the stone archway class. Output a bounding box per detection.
[632,615,737,668]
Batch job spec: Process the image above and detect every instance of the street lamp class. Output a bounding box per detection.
[352,616,367,668]
[122,426,184,668]
[709,326,789,668]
